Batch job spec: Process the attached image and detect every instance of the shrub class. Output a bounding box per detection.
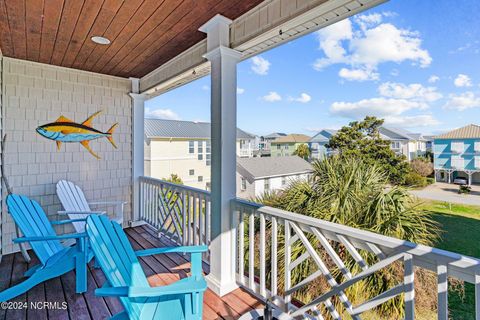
[404,172,428,187]
[426,177,435,185]
[459,185,472,194]
[410,158,434,177]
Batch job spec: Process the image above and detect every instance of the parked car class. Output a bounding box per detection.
[454,177,468,185]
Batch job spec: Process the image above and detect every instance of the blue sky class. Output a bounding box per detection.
[145,0,480,136]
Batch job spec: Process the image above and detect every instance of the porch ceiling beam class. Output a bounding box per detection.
[139,0,387,97]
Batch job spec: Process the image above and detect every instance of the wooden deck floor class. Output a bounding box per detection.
[0,225,263,320]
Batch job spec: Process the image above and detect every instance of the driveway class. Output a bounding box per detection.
[410,182,480,206]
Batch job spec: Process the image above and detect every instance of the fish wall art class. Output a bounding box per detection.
[36,111,118,159]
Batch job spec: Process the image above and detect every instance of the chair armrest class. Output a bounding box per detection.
[135,245,208,257]
[95,279,206,298]
[51,218,87,225]
[13,233,87,243]
[89,201,127,207]
[58,210,106,215]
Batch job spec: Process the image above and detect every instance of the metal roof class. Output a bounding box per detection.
[309,129,337,143]
[434,124,480,139]
[237,156,312,179]
[271,134,311,144]
[263,132,287,139]
[144,119,256,139]
[379,127,425,141]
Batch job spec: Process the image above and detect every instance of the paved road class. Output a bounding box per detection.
[410,182,480,206]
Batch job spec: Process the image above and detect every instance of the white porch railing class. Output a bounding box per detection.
[137,178,480,319]
[232,198,480,320]
[139,176,211,252]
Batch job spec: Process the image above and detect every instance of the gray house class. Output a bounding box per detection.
[236,156,312,199]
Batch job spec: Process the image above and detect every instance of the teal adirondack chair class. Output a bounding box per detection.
[0,194,93,302]
[86,214,208,320]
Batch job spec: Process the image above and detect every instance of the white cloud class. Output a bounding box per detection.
[145,108,181,120]
[339,68,379,81]
[237,87,245,94]
[383,115,440,127]
[314,15,431,81]
[330,97,428,119]
[378,82,442,102]
[251,56,271,75]
[444,92,480,111]
[428,75,440,83]
[289,93,311,103]
[454,74,472,87]
[262,91,282,102]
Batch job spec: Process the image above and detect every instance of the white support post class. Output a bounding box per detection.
[129,78,147,226]
[199,14,242,297]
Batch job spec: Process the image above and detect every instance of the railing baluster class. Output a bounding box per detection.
[238,208,245,285]
[285,220,291,312]
[193,194,198,245]
[199,195,205,245]
[271,216,278,301]
[404,254,415,320]
[476,271,480,320]
[249,211,255,291]
[259,212,266,297]
[437,263,448,320]
[182,190,186,246]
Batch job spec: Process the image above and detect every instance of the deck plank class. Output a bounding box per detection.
[26,255,48,320]
[0,226,263,320]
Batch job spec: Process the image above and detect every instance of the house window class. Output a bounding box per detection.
[391,141,400,149]
[475,156,480,169]
[189,169,194,176]
[451,156,464,169]
[451,142,464,154]
[198,141,203,154]
[475,141,480,153]
[198,176,203,182]
[276,144,280,150]
[281,176,286,186]
[189,141,195,153]
[206,182,211,191]
[198,154,203,160]
[206,141,211,165]
[264,178,270,191]
[241,178,247,191]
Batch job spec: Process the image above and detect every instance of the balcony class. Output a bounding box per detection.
[136,177,480,319]
[0,224,262,319]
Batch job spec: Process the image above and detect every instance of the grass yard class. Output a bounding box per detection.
[420,200,480,320]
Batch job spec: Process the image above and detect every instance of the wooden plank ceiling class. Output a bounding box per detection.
[0,0,264,78]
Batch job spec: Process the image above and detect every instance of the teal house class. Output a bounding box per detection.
[434,124,480,185]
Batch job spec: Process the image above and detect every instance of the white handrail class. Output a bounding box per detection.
[232,198,480,319]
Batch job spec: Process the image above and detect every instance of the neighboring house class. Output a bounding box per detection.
[378,127,427,161]
[144,119,256,189]
[308,129,337,160]
[270,134,311,157]
[236,156,313,198]
[423,135,435,153]
[258,132,287,155]
[433,124,480,185]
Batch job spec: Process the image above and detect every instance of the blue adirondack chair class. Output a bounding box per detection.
[86,214,208,320]
[0,194,93,302]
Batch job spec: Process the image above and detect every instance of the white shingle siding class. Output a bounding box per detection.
[1,57,132,254]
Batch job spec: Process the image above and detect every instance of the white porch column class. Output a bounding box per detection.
[129,78,147,225]
[199,15,242,296]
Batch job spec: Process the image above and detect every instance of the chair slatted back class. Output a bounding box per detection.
[86,215,149,318]
[56,180,91,232]
[6,194,63,265]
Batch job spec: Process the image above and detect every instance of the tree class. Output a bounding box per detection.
[410,158,434,177]
[254,156,439,318]
[163,173,183,185]
[293,143,310,160]
[327,116,410,184]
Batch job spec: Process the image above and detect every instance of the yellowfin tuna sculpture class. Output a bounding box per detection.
[36,111,118,159]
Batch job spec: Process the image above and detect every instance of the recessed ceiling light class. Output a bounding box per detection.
[91,36,111,45]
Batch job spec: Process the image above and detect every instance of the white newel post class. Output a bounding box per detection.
[200,15,242,296]
[129,78,146,225]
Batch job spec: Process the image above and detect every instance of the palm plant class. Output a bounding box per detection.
[252,156,440,318]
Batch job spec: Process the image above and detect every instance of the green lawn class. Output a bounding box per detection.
[420,200,480,319]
